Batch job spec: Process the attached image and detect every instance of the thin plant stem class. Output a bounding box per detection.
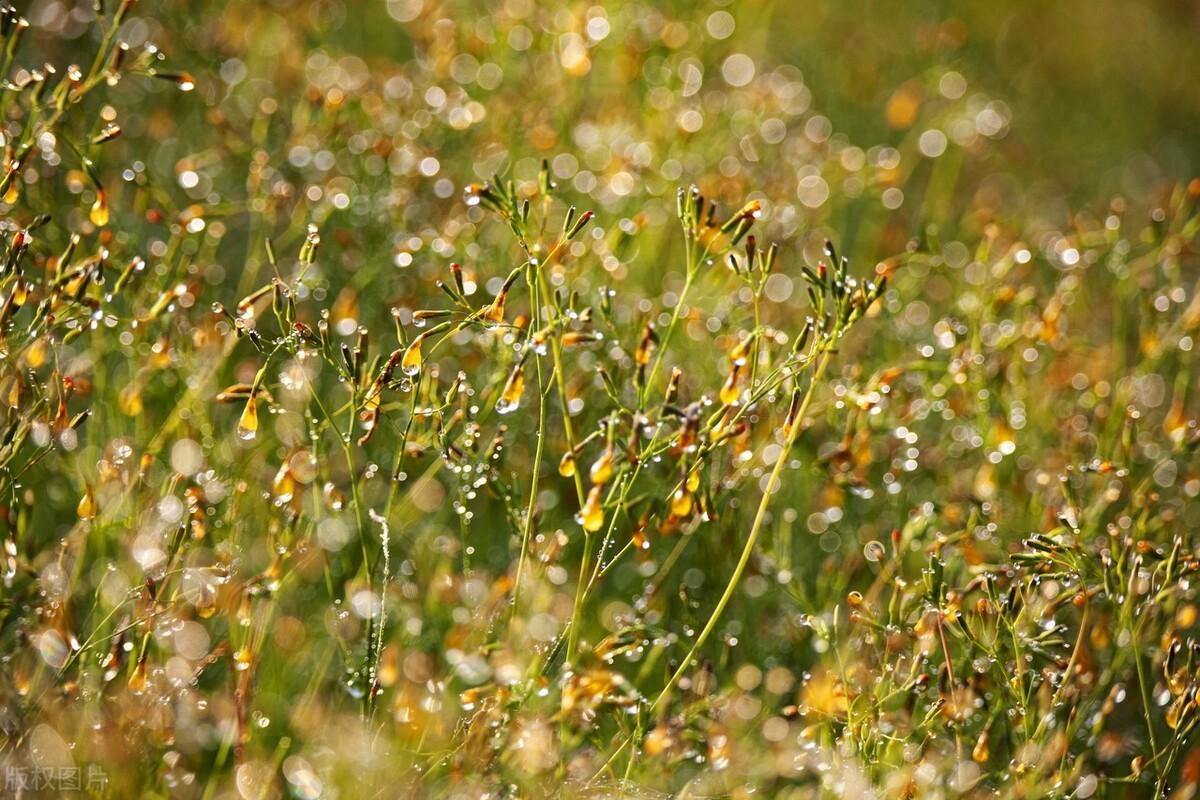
[593,347,834,782]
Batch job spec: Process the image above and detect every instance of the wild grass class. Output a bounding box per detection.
[0,2,1198,798]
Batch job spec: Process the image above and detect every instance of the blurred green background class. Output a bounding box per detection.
[768,0,1200,198]
[27,0,1200,204]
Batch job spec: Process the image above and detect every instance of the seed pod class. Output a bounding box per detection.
[567,210,594,240]
[89,189,109,227]
[127,657,147,692]
[77,485,98,520]
[152,70,195,91]
[463,182,502,212]
[412,310,451,327]
[215,383,255,403]
[299,224,320,264]
[729,217,753,246]
[562,331,602,347]
[448,262,466,298]
[495,362,525,415]
[779,388,803,438]
[236,283,273,317]
[236,395,259,441]
[401,334,428,376]
[791,319,813,355]
[665,367,682,406]
[763,242,779,274]
[91,123,121,145]
[483,266,521,323]
[719,362,742,406]
[634,324,656,366]
[111,255,144,295]
[578,485,605,532]
[595,365,621,403]
[972,730,990,763]
[590,447,615,485]
[719,199,761,235]
[670,487,693,518]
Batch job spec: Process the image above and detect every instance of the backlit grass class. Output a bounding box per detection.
[0,2,1198,797]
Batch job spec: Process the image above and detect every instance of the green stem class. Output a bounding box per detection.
[638,249,701,409]
[512,265,548,613]
[537,267,585,508]
[648,348,831,713]
[590,346,834,786]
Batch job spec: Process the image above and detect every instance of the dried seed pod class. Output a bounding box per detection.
[719,363,742,406]
[590,447,615,485]
[495,362,525,415]
[634,324,656,366]
[669,487,693,518]
[77,485,97,520]
[89,189,109,227]
[401,336,425,376]
[578,486,604,532]
[237,395,259,441]
[482,267,521,323]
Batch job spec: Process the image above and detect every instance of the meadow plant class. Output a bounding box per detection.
[0,2,1198,798]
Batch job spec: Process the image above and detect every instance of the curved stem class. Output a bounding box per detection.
[512,265,548,614]
[588,348,833,785]
[638,239,706,409]
[537,267,586,508]
[646,347,832,714]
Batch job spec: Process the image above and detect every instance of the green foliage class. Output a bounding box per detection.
[0,2,1197,797]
